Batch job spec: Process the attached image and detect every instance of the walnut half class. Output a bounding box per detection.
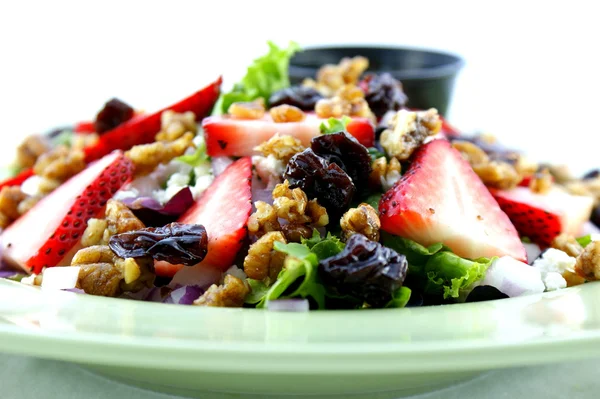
[194,274,250,307]
[340,203,381,242]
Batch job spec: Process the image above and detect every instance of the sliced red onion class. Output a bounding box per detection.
[266,299,310,312]
[163,285,204,305]
[211,157,234,177]
[121,187,194,227]
[169,263,222,290]
[481,256,545,297]
[64,288,85,294]
[41,266,80,291]
[523,242,542,264]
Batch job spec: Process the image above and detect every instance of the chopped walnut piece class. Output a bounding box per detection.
[0,186,28,221]
[228,99,266,120]
[33,146,86,182]
[272,180,328,227]
[269,104,306,123]
[247,201,280,238]
[194,274,250,307]
[155,110,197,142]
[552,233,585,257]
[126,132,195,176]
[281,224,313,243]
[71,245,154,296]
[472,161,522,190]
[529,168,553,194]
[17,134,52,168]
[243,231,287,281]
[340,203,381,242]
[453,140,522,190]
[71,133,100,150]
[315,84,374,121]
[575,240,600,281]
[369,157,401,190]
[81,200,145,247]
[254,134,305,164]
[380,109,441,161]
[304,56,369,97]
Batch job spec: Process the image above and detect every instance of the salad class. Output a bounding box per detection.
[1,41,599,310]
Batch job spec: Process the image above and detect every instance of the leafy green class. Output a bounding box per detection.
[367,147,386,161]
[319,116,352,134]
[175,140,209,167]
[362,193,383,211]
[385,286,412,308]
[577,234,592,248]
[219,41,300,114]
[424,253,493,299]
[382,233,492,300]
[51,130,75,148]
[247,253,325,309]
[246,232,345,309]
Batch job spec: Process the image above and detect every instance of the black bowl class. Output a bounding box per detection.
[289,46,464,116]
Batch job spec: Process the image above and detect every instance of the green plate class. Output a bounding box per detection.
[1,278,600,398]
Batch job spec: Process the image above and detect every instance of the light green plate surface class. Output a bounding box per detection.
[1,278,600,398]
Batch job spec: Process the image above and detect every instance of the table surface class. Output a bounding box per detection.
[2,354,598,399]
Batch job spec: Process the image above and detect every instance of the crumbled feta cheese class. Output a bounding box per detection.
[252,154,284,187]
[41,266,81,290]
[543,272,568,291]
[191,174,214,199]
[532,248,576,291]
[383,168,401,191]
[20,175,45,197]
[482,256,545,297]
[591,233,600,242]
[533,248,576,275]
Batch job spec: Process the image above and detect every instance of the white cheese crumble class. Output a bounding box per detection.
[532,248,576,291]
[252,154,284,187]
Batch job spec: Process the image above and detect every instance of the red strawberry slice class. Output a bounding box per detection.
[0,151,134,273]
[491,187,593,247]
[203,113,374,157]
[84,77,222,162]
[154,157,252,277]
[74,120,96,134]
[0,169,34,191]
[379,139,526,261]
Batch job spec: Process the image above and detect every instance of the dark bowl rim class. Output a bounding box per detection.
[290,44,465,81]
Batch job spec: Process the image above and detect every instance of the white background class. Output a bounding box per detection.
[1,0,599,173]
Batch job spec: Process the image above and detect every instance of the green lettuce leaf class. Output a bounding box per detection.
[385,286,412,308]
[577,234,592,248]
[424,253,493,299]
[319,116,352,134]
[51,130,75,148]
[367,147,386,161]
[362,193,383,211]
[382,233,492,300]
[175,140,209,167]
[220,41,300,114]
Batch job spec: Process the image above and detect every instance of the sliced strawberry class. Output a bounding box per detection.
[0,169,34,191]
[84,77,222,162]
[73,120,96,134]
[518,174,554,188]
[203,113,374,157]
[154,157,252,277]
[0,151,134,273]
[379,139,526,261]
[491,187,593,247]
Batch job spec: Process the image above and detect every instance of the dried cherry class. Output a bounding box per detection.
[109,223,208,266]
[284,148,356,211]
[311,132,372,190]
[269,86,324,110]
[318,234,408,307]
[94,98,135,134]
[360,73,407,118]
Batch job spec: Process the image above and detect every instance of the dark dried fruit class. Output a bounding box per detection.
[284,148,356,211]
[583,169,600,180]
[318,234,408,307]
[94,98,135,134]
[268,86,324,110]
[109,223,208,266]
[311,132,372,190]
[360,73,407,118]
[591,206,600,228]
